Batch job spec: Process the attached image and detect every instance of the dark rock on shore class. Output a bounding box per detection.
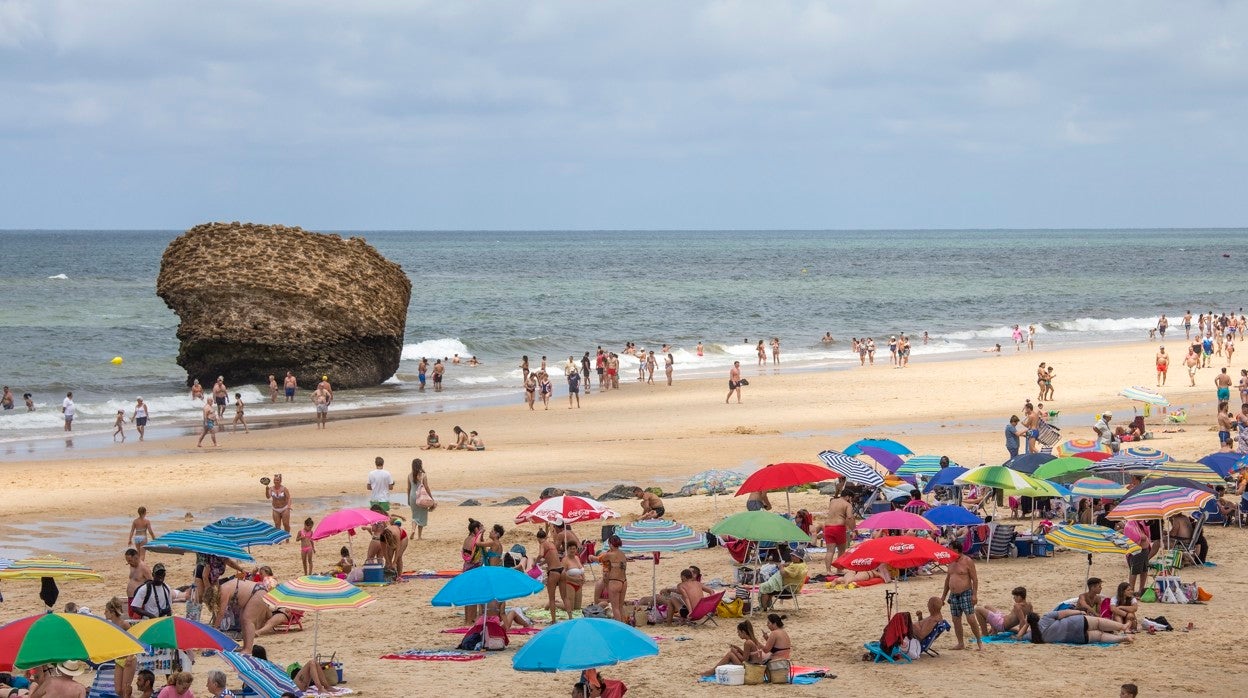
[539,487,591,499]
[597,485,637,501]
[460,499,481,507]
[497,496,532,507]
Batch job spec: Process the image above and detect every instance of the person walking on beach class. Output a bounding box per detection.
[888,336,898,365]
[367,457,394,512]
[1215,368,1233,405]
[1202,333,1215,368]
[61,391,75,431]
[867,338,876,365]
[1012,325,1023,351]
[1184,310,1193,339]
[665,353,674,386]
[1185,349,1200,386]
[212,376,228,419]
[232,393,249,433]
[824,490,854,574]
[1027,324,1036,350]
[646,350,657,384]
[726,361,743,404]
[433,359,445,392]
[196,399,217,447]
[1158,314,1169,339]
[1156,346,1170,386]
[942,540,983,650]
[128,506,156,561]
[756,340,766,367]
[537,370,552,410]
[609,353,620,389]
[567,369,581,409]
[520,355,530,386]
[581,352,592,392]
[407,458,434,539]
[524,372,537,410]
[113,409,127,442]
[312,386,330,428]
[266,473,292,535]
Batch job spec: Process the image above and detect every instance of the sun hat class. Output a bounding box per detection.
[57,661,89,677]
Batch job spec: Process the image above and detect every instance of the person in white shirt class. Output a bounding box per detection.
[61,391,75,431]
[367,457,395,513]
[130,563,173,618]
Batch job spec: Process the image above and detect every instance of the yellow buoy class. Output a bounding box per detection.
[111,356,123,365]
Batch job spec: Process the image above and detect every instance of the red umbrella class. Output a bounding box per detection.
[734,462,842,513]
[514,496,619,525]
[1073,451,1112,462]
[832,535,955,571]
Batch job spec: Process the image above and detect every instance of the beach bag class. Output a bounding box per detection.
[766,659,791,684]
[735,567,759,585]
[583,604,609,619]
[415,485,434,509]
[715,598,744,618]
[1197,586,1213,602]
[457,631,483,651]
[743,663,766,685]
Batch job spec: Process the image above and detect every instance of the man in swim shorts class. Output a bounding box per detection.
[433,359,444,392]
[1155,346,1169,386]
[212,376,228,419]
[941,541,982,650]
[824,490,854,573]
[283,371,298,402]
[1215,367,1233,404]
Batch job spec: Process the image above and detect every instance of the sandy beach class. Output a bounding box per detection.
[2,339,1244,697]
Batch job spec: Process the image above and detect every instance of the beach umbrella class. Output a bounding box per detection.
[144,529,254,563]
[709,511,809,543]
[832,536,955,571]
[954,466,1058,497]
[817,450,885,488]
[1003,452,1055,475]
[896,455,946,480]
[1069,478,1130,499]
[1117,446,1173,464]
[1106,485,1214,521]
[682,469,746,515]
[1134,462,1225,486]
[922,505,983,527]
[512,617,659,672]
[202,517,291,548]
[736,462,842,512]
[921,466,968,494]
[128,616,238,652]
[312,508,390,548]
[857,510,938,533]
[1198,453,1244,479]
[1032,457,1096,482]
[1120,386,1170,407]
[1054,439,1113,458]
[220,651,300,698]
[1072,451,1113,462]
[855,446,905,473]
[616,519,707,605]
[0,613,145,671]
[515,496,619,525]
[265,575,376,656]
[1047,524,1142,580]
[0,557,102,581]
[432,567,543,651]
[844,439,913,456]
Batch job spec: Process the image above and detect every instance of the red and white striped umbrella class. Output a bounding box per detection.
[514,495,620,525]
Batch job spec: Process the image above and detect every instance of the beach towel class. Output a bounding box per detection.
[525,608,584,623]
[380,649,485,661]
[440,626,540,635]
[981,632,1119,648]
[301,688,353,697]
[698,666,831,685]
[400,570,460,580]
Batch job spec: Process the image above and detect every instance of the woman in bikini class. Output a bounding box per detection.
[757,340,766,367]
[598,534,628,622]
[524,372,537,410]
[385,516,409,577]
[478,524,504,567]
[266,474,292,536]
[463,519,486,624]
[759,613,792,663]
[217,578,271,654]
[537,529,571,623]
[701,620,764,677]
[560,542,585,613]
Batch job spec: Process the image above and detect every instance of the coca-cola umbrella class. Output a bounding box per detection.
[832,535,957,617]
[514,496,619,525]
[735,462,843,512]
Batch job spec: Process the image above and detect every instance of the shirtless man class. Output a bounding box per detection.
[127,507,156,561]
[1184,349,1200,387]
[283,371,298,402]
[312,386,330,429]
[666,568,715,622]
[266,474,292,535]
[536,529,570,623]
[1184,310,1193,339]
[317,375,333,403]
[973,586,1032,639]
[217,578,272,653]
[196,399,217,447]
[433,359,445,392]
[190,379,204,401]
[1075,577,1104,616]
[634,487,665,519]
[1155,346,1170,386]
[941,540,982,650]
[124,548,153,619]
[212,376,228,419]
[726,361,743,404]
[1215,367,1233,405]
[1218,402,1236,448]
[913,596,946,640]
[1022,404,1041,454]
[823,490,855,573]
[30,663,87,698]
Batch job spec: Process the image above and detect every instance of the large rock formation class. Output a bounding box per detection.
[157,222,411,389]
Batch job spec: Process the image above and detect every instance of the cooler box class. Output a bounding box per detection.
[362,562,385,584]
[715,665,745,686]
[1014,539,1034,557]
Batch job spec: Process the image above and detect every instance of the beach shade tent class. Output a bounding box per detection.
[0,613,145,671]
[855,446,905,473]
[1003,452,1056,475]
[682,469,746,515]
[220,651,301,698]
[921,466,968,495]
[735,462,843,512]
[1120,386,1170,407]
[0,556,104,611]
[817,450,886,488]
[1054,439,1113,458]
[1069,478,1130,499]
[922,505,984,527]
[1072,451,1113,463]
[264,575,375,656]
[1106,485,1215,521]
[512,617,659,672]
[128,616,238,653]
[616,519,707,606]
[432,566,543,651]
[844,439,913,457]
[1133,462,1226,486]
[1198,453,1245,480]
[144,530,255,563]
[857,510,938,533]
[202,517,290,548]
[1046,524,1142,580]
[709,511,810,544]
[1031,457,1097,482]
[896,455,947,481]
[515,496,620,525]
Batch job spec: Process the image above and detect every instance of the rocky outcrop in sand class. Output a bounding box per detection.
[157,222,411,389]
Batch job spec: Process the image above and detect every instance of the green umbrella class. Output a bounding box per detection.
[709,511,808,542]
[1031,457,1095,482]
[954,465,1058,497]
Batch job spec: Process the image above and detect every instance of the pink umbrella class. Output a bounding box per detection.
[514,496,619,525]
[312,508,390,540]
[856,510,937,533]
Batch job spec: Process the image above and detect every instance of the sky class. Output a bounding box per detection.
[1,1,1245,230]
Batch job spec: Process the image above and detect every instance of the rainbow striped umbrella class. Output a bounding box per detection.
[0,556,102,581]
[616,519,706,554]
[0,613,145,670]
[1106,485,1214,520]
[1069,477,1130,499]
[264,575,375,656]
[1047,524,1140,555]
[1135,461,1226,485]
[897,455,946,480]
[1054,439,1113,458]
[128,616,238,652]
[202,517,290,548]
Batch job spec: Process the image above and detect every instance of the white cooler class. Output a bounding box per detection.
[715,664,745,686]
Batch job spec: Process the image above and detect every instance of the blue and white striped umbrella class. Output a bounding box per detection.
[202,517,290,548]
[145,529,255,562]
[818,450,884,488]
[220,651,300,698]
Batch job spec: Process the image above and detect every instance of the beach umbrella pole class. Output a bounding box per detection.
[1085,553,1092,582]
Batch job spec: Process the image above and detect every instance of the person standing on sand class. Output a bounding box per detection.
[133,397,149,441]
[232,393,248,433]
[646,350,657,384]
[268,374,278,403]
[1156,346,1170,386]
[665,353,674,386]
[581,352,592,392]
[857,339,867,366]
[537,370,553,410]
[524,372,537,410]
[520,355,530,385]
[61,391,75,431]
[1184,310,1193,339]
[823,490,854,574]
[1027,324,1036,350]
[867,338,876,365]
[266,473,292,535]
[756,340,766,367]
[128,507,156,561]
[407,458,434,539]
[726,361,743,404]
[1022,403,1040,454]
[595,350,606,392]
[1184,349,1200,386]
[1012,325,1023,351]
[1158,314,1169,339]
[212,376,228,419]
[771,337,780,365]
[433,359,445,392]
[1005,415,1022,459]
[1215,368,1233,405]
[367,456,395,512]
[888,336,898,365]
[567,369,581,409]
[283,371,298,402]
[196,399,217,447]
[1217,402,1235,447]
[942,540,983,650]
[312,386,330,429]
[609,353,620,389]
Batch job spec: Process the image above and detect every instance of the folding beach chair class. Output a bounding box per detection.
[986,524,1017,560]
[686,590,726,627]
[962,525,990,560]
[773,582,802,614]
[863,612,913,664]
[273,609,304,633]
[1172,513,1205,567]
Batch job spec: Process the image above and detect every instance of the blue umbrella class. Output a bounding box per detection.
[512,618,659,672]
[844,439,913,457]
[144,529,255,563]
[1003,452,1055,475]
[855,446,904,473]
[1198,453,1244,479]
[923,505,984,527]
[431,566,542,608]
[203,517,290,548]
[220,651,300,698]
[921,466,968,494]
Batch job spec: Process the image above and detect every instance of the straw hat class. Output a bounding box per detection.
[57,661,89,677]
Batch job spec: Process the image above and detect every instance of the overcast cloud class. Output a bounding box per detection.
[1,1,1245,229]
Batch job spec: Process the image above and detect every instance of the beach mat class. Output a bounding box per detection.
[301,688,354,696]
[401,570,461,580]
[440,626,541,635]
[380,649,486,661]
[982,632,1119,648]
[524,608,585,623]
[697,666,832,684]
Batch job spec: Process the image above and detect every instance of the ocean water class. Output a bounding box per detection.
[0,228,1244,442]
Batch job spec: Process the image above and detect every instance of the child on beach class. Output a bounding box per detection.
[113,410,127,442]
[298,518,316,575]
[127,506,155,560]
[331,546,353,577]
